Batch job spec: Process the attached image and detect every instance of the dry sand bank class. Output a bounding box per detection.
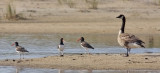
[0,54,160,70]
[0,0,159,34]
[0,18,159,34]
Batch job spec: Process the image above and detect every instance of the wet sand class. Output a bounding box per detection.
[0,53,160,70]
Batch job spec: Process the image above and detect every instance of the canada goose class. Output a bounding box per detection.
[77,37,94,54]
[58,38,64,57]
[116,14,145,57]
[12,42,29,59]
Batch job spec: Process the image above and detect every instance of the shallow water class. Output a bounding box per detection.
[0,33,159,59]
[1,66,160,73]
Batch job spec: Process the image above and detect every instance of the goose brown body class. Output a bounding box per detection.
[118,32,145,48]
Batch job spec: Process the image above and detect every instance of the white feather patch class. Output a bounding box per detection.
[58,45,64,51]
[128,43,141,48]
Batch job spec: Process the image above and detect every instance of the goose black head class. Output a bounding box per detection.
[116,14,125,19]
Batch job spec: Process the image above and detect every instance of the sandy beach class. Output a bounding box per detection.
[0,18,160,34]
[0,53,160,70]
[0,0,159,34]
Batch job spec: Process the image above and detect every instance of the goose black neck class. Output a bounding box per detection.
[121,17,126,33]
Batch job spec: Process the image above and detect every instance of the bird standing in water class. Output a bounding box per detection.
[12,42,29,59]
[58,38,65,57]
[77,37,94,54]
[116,14,145,57]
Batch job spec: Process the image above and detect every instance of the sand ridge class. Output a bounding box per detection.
[1,53,160,70]
[0,0,160,34]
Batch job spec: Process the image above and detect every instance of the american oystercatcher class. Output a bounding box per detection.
[77,37,94,54]
[116,14,145,57]
[12,42,29,59]
[58,38,64,57]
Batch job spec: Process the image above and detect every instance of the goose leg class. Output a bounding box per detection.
[20,53,21,59]
[126,48,129,57]
[23,53,24,59]
[128,48,131,52]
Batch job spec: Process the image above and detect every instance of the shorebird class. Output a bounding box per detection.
[116,14,145,57]
[77,37,94,54]
[58,38,64,57]
[12,42,29,59]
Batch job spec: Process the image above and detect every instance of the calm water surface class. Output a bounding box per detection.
[1,66,160,73]
[0,34,160,73]
[0,33,159,59]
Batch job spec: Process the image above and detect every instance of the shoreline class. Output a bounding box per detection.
[1,53,160,70]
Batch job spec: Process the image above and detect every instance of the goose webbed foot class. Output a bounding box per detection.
[125,48,129,57]
[125,53,129,57]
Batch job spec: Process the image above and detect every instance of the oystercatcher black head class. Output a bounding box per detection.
[60,38,64,45]
[80,37,84,42]
[11,42,19,47]
[77,37,94,54]
[77,37,85,42]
